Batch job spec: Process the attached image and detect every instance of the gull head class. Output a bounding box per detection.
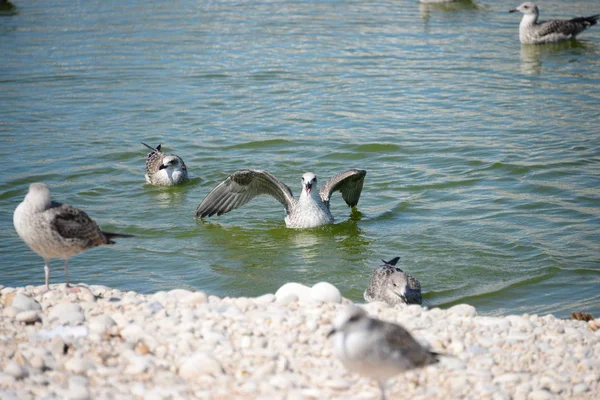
[160,155,181,171]
[328,306,370,337]
[387,272,409,300]
[25,182,52,211]
[301,172,317,195]
[510,2,538,16]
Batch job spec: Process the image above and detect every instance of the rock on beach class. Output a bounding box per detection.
[0,283,598,399]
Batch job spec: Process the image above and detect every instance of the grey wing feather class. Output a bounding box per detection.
[537,17,597,37]
[49,205,110,247]
[377,319,438,367]
[195,170,297,219]
[319,169,366,208]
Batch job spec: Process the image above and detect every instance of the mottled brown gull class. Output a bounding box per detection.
[364,257,422,306]
[13,183,133,290]
[195,169,366,229]
[328,306,439,400]
[510,2,599,44]
[142,142,189,186]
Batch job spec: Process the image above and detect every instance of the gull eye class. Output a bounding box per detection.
[348,315,360,323]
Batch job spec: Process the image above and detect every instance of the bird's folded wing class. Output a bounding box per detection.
[50,205,108,246]
[195,169,296,218]
[319,169,366,208]
[537,19,589,38]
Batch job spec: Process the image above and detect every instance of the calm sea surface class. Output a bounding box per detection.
[1,0,599,317]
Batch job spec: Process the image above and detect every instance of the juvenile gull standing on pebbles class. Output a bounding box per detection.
[328,306,440,400]
[510,2,599,44]
[13,183,134,290]
[364,257,422,306]
[142,142,189,186]
[195,169,366,228]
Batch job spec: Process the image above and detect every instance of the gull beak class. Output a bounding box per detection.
[327,328,336,338]
[509,8,518,13]
[305,182,312,194]
[159,164,168,170]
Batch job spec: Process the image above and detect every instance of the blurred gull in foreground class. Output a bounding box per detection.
[510,2,599,44]
[364,257,422,306]
[142,142,189,186]
[195,169,366,229]
[13,183,133,291]
[328,305,440,400]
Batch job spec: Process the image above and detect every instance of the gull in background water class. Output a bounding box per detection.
[364,257,422,306]
[142,142,189,186]
[13,183,133,291]
[510,2,599,44]
[328,306,440,400]
[195,169,366,228]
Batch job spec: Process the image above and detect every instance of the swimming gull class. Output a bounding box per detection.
[510,2,599,44]
[195,169,366,229]
[142,142,189,186]
[364,257,422,306]
[328,305,439,400]
[13,183,134,291]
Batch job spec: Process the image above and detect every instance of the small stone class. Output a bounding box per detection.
[182,292,208,305]
[572,383,588,394]
[15,310,39,324]
[253,294,275,305]
[68,375,90,400]
[310,282,341,304]
[527,389,553,400]
[275,283,311,303]
[11,293,42,311]
[178,352,224,378]
[2,307,19,318]
[49,302,85,325]
[88,315,116,335]
[3,361,27,379]
[65,357,94,374]
[447,304,477,317]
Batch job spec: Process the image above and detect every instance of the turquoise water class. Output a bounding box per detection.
[1,0,599,317]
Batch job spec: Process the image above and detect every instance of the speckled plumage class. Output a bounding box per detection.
[510,2,599,44]
[195,169,366,229]
[13,183,133,290]
[329,306,439,400]
[143,142,188,186]
[364,257,422,306]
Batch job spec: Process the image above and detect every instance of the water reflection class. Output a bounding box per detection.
[419,0,479,23]
[520,40,597,76]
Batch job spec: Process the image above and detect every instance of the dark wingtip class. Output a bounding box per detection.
[382,256,401,266]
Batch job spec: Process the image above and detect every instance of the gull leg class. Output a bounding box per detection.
[63,259,80,293]
[378,380,386,400]
[64,259,70,287]
[44,260,50,291]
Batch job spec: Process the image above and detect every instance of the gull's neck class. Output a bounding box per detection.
[25,191,52,212]
[520,12,538,27]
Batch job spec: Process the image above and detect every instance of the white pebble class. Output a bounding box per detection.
[11,293,42,311]
[3,361,27,379]
[310,282,341,304]
[447,304,477,317]
[275,283,311,303]
[49,303,85,325]
[178,352,224,379]
[15,310,39,324]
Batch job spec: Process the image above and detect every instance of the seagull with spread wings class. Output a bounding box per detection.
[195,169,366,228]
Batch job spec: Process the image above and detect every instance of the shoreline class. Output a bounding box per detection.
[1,282,599,399]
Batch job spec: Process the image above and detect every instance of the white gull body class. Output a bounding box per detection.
[142,142,189,186]
[364,257,422,306]
[195,169,366,229]
[510,2,599,44]
[13,183,133,290]
[328,306,439,400]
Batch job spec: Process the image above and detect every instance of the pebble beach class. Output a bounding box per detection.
[1,282,599,400]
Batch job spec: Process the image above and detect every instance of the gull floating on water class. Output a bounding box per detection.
[142,142,189,186]
[13,183,133,291]
[510,2,599,44]
[364,257,422,306]
[195,169,366,228]
[328,305,440,400]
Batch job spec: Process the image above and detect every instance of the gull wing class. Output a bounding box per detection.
[195,169,297,219]
[537,16,598,38]
[319,169,366,208]
[376,319,438,367]
[49,204,110,247]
